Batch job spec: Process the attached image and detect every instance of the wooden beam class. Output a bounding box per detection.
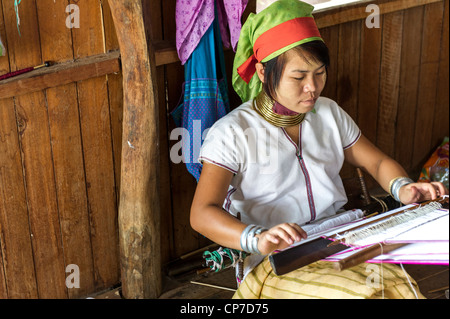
[108,0,161,298]
[314,0,442,28]
[0,51,120,99]
[154,41,179,66]
[139,0,443,69]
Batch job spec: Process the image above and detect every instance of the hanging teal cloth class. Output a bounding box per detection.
[15,0,22,36]
[171,9,230,181]
[0,36,5,56]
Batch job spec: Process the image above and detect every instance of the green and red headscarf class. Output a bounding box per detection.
[232,0,323,102]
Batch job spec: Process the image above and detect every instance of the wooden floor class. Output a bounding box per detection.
[403,264,449,299]
[90,263,448,299]
[159,267,236,299]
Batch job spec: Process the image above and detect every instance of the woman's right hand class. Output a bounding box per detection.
[257,223,307,255]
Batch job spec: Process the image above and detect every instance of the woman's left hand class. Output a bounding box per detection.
[398,181,448,205]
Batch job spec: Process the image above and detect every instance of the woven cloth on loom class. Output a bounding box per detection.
[233,257,425,299]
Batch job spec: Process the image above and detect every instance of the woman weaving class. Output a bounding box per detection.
[190,0,448,299]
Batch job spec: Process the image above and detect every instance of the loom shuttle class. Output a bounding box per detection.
[364,212,379,219]
[269,237,349,276]
[327,238,344,247]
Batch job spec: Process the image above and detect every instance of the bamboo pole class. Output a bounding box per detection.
[108,0,161,299]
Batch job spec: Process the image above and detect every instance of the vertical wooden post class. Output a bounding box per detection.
[108,0,161,298]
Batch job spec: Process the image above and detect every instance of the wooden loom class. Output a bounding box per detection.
[269,196,449,276]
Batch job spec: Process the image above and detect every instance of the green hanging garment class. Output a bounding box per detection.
[0,37,4,56]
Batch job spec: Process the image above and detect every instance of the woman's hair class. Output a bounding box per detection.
[262,40,330,99]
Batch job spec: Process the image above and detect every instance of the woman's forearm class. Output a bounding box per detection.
[373,157,409,195]
[344,135,409,195]
[190,162,246,250]
[190,203,246,250]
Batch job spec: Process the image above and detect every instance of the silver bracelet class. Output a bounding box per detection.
[240,224,267,255]
[391,177,414,202]
[240,224,254,253]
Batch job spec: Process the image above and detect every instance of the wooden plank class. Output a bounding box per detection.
[319,25,339,102]
[36,0,73,61]
[35,0,96,299]
[0,250,6,298]
[0,51,120,99]
[46,84,97,298]
[0,98,37,298]
[17,92,68,299]
[159,267,236,299]
[143,1,163,42]
[357,16,383,144]
[101,0,120,52]
[71,1,106,59]
[432,0,449,146]
[152,0,175,265]
[1,0,41,69]
[166,61,200,258]
[87,287,122,299]
[2,0,67,299]
[76,77,120,290]
[154,41,179,66]
[108,0,162,299]
[396,6,424,172]
[314,0,442,29]
[157,61,174,265]
[337,20,361,121]
[0,1,9,76]
[102,0,123,209]
[376,11,404,158]
[403,264,449,299]
[104,71,123,207]
[412,1,445,171]
[72,0,120,291]
[337,20,361,180]
[0,0,31,299]
[161,0,192,261]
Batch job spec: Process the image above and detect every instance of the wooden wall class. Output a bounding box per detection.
[315,0,449,184]
[0,0,122,298]
[152,0,450,266]
[0,0,448,299]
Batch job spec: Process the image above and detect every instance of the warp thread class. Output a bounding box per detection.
[304,209,364,236]
[342,201,442,246]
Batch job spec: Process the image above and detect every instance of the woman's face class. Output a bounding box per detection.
[273,49,327,114]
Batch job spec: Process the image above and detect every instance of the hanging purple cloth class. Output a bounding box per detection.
[171,18,230,181]
[176,0,248,65]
